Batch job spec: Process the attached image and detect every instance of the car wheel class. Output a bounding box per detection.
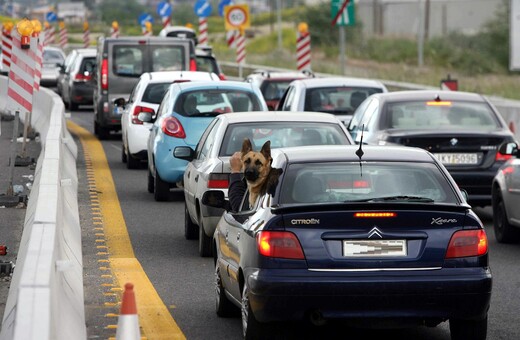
[215,262,236,317]
[241,283,269,340]
[184,203,198,240]
[449,316,487,340]
[70,100,78,111]
[198,216,212,257]
[126,149,140,169]
[154,168,170,202]
[147,168,154,193]
[493,195,520,243]
[95,123,110,140]
[121,144,127,163]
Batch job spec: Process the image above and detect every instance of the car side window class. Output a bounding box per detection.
[156,89,171,119]
[281,86,295,111]
[196,119,221,161]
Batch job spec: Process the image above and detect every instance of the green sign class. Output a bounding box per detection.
[331,0,355,27]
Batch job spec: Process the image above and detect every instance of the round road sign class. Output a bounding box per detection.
[226,7,247,28]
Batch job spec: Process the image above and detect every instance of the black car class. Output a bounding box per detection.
[347,90,517,207]
[205,145,491,340]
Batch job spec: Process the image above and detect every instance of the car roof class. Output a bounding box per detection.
[293,77,386,89]
[75,48,97,57]
[273,145,436,164]
[217,111,349,124]
[367,90,486,102]
[176,80,255,91]
[144,71,219,82]
[247,70,310,80]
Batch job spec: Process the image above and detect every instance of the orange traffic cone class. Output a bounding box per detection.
[115,283,141,340]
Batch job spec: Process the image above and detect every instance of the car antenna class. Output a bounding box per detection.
[355,124,364,176]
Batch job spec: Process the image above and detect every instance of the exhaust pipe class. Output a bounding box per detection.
[309,310,326,326]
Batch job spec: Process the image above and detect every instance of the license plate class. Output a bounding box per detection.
[433,153,478,165]
[114,107,124,115]
[343,240,407,257]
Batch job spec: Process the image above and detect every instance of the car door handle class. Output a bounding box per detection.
[236,232,240,241]
[225,230,229,242]
[194,174,199,182]
[187,171,190,179]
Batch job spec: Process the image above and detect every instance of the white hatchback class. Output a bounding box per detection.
[116,71,220,169]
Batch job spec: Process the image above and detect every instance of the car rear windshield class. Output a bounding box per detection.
[142,83,171,104]
[220,122,351,156]
[174,90,263,117]
[384,100,500,130]
[80,57,96,74]
[261,80,297,100]
[113,45,187,77]
[196,56,219,74]
[304,87,383,114]
[280,162,458,205]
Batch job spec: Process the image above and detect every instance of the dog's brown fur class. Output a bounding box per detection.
[241,138,282,207]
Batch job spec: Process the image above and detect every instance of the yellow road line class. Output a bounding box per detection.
[67,121,186,340]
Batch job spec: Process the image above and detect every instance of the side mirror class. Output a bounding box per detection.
[137,111,154,123]
[114,97,126,107]
[173,146,195,161]
[202,190,229,211]
[498,142,519,156]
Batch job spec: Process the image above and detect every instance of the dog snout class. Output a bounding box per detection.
[244,167,259,181]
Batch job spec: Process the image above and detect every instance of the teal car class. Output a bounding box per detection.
[145,81,268,201]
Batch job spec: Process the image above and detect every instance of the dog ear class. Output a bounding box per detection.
[241,138,253,155]
[260,140,271,160]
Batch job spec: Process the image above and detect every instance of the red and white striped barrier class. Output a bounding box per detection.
[111,22,120,38]
[142,22,152,37]
[226,30,238,49]
[58,22,68,49]
[32,32,43,91]
[6,28,36,114]
[236,33,246,65]
[162,16,171,29]
[115,283,141,340]
[1,25,13,72]
[198,17,208,46]
[43,24,55,46]
[83,22,90,48]
[296,31,311,71]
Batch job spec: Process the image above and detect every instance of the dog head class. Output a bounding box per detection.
[241,138,272,186]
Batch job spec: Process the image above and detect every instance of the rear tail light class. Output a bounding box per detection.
[502,166,514,175]
[426,101,452,106]
[74,73,92,82]
[354,212,397,218]
[496,151,513,162]
[445,229,488,258]
[219,73,227,80]
[132,106,154,124]
[161,117,186,138]
[208,173,229,188]
[189,58,197,71]
[257,231,305,260]
[101,59,108,90]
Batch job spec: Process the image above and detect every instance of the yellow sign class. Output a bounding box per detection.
[224,4,250,31]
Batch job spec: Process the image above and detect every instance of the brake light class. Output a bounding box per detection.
[354,212,397,218]
[101,59,108,90]
[208,173,229,188]
[445,229,488,258]
[495,151,513,162]
[161,117,186,138]
[189,58,197,71]
[426,101,452,106]
[74,73,92,82]
[502,166,514,175]
[132,106,154,124]
[257,231,305,260]
[219,73,227,80]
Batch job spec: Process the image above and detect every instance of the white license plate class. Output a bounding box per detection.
[433,153,478,165]
[343,240,407,257]
[114,107,124,115]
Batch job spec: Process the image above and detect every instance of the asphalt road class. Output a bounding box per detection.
[35,107,520,339]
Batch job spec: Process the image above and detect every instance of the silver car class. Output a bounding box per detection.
[41,46,66,88]
[173,111,354,257]
[492,142,520,243]
[277,77,388,126]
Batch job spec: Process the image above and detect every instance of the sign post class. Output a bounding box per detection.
[194,0,212,46]
[331,0,355,75]
[224,4,250,78]
[157,1,172,29]
[296,22,311,71]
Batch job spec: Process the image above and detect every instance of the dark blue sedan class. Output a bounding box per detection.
[204,145,492,340]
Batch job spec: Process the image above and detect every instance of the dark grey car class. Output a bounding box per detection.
[60,48,97,110]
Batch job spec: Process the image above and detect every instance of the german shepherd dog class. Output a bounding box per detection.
[241,138,282,207]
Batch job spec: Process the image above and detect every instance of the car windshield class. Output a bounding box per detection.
[280,162,458,205]
[174,90,263,117]
[304,87,383,114]
[220,122,351,156]
[261,80,297,100]
[385,100,500,130]
[142,83,171,104]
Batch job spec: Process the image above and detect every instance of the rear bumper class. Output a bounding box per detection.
[246,267,492,323]
[70,84,94,104]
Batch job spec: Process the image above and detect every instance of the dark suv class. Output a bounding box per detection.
[93,36,196,139]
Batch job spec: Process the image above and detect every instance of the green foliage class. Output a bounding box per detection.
[97,0,147,26]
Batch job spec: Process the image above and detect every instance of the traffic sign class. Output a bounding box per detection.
[46,11,58,23]
[156,1,172,17]
[331,0,355,27]
[194,0,212,18]
[218,0,232,17]
[138,13,154,26]
[224,4,250,31]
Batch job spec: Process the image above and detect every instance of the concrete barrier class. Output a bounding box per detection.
[0,76,86,340]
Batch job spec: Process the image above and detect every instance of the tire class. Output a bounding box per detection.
[121,144,127,163]
[493,195,520,243]
[70,100,78,111]
[241,283,269,340]
[147,168,154,193]
[198,216,212,257]
[154,168,170,202]
[95,122,110,140]
[184,203,198,240]
[215,262,236,317]
[450,316,487,340]
[126,151,140,169]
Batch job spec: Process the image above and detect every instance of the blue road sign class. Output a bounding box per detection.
[218,0,232,17]
[156,1,172,17]
[138,13,154,26]
[194,0,212,18]
[46,11,58,23]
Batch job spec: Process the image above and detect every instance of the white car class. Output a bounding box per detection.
[277,77,388,126]
[115,71,220,169]
[41,46,66,88]
[173,111,354,257]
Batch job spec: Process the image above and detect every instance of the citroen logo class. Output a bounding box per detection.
[450,138,458,146]
[368,227,383,239]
